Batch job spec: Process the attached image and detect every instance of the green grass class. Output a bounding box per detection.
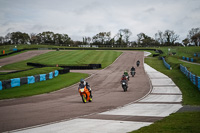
[130,112,200,133]
[0,50,122,71]
[0,72,88,100]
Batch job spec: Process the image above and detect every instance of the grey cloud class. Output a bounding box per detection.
[144,8,155,13]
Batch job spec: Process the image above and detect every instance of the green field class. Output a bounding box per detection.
[0,50,122,70]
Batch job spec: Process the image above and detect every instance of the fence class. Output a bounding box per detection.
[180,64,200,90]
[161,57,171,70]
[0,70,59,90]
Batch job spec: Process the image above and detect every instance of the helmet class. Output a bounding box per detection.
[80,78,84,84]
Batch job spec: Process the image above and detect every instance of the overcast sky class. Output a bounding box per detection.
[0,0,200,42]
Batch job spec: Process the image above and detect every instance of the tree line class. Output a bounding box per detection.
[0,27,199,46]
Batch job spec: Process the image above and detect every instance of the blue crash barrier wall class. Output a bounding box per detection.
[0,70,59,90]
[162,57,171,70]
[11,78,20,88]
[180,64,200,90]
[194,53,200,57]
[182,56,195,62]
[0,81,2,90]
[28,76,35,84]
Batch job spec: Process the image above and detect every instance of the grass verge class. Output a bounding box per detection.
[130,112,200,133]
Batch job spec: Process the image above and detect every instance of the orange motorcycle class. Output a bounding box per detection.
[79,86,92,103]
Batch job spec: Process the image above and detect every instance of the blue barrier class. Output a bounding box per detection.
[0,81,2,90]
[180,64,200,90]
[162,57,171,70]
[194,53,200,57]
[49,72,53,79]
[55,70,59,77]
[12,48,18,51]
[0,70,59,90]
[40,74,46,81]
[11,78,20,88]
[28,76,35,84]
[182,56,196,62]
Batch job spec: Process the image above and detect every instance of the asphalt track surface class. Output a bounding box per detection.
[0,50,52,67]
[0,50,150,132]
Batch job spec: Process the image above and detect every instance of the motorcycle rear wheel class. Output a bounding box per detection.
[89,97,92,102]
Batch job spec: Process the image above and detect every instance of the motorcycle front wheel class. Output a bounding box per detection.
[123,86,127,92]
[82,95,87,103]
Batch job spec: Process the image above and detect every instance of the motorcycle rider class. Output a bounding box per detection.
[131,66,135,71]
[130,66,135,76]
[78,79,93,98]
[124,70,129,80]
[121,74,128,87]
[137,60,140,67]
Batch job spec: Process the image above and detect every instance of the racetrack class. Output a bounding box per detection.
[0,51,150,132]
[0,50,52,67]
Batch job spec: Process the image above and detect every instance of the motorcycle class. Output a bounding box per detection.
[130,70,136,77]
[137,61,140,67]
[79,86,92,103]
[121,80,128,92]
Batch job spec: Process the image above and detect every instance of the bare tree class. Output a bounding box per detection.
[117,29,132,45]
[187,28,200,46]
[155,31,164,45]
[163,30,179,45]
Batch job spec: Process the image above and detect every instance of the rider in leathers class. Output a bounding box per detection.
[78,79,93,98]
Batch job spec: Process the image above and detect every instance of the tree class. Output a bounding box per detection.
[116,29,132,45]
[92,32,111,45]
[137,33,156,46]
[0,36,5,44]
[155,31,164,45]
[54,33,62,45]
[187,28,200,46]
[163,30,179,45]
[62,34,72,44]
[191,33,200,46]
[10,32,30,44]
[182,38,189,46]
[40,31,54,44]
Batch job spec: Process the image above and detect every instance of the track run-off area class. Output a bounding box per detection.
[0,51,182,133]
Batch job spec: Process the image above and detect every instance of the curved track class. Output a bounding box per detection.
[0,51,150,132]
[0,50,52,67]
